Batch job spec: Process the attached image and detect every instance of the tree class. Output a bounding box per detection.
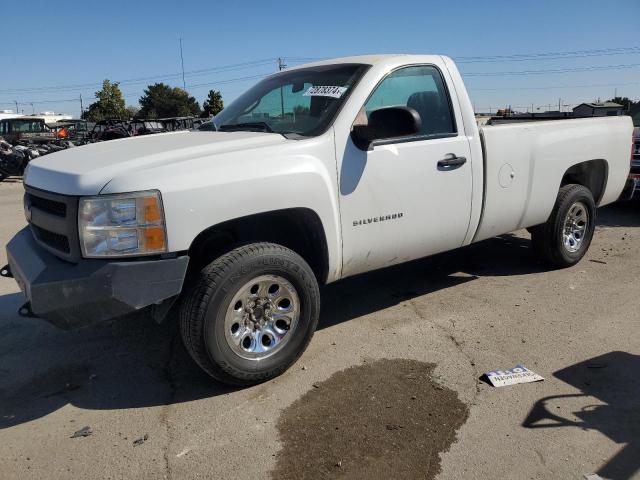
[202,90,224,117]
[606,97,639,111]
[82,80,127,121]
[137,83,201,118]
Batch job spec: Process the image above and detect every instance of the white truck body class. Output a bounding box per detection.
[23,54,632,282]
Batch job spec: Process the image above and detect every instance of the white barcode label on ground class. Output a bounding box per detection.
[485,364,544,387]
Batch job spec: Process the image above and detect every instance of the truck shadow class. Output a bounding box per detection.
[523,351,639,480]
[319,200,637,330]
[0,294,232,430]
[319,232,546,330]
[596,198,640,228]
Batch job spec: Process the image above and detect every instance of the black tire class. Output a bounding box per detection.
[179,243,320,386]
[531,184,596,267]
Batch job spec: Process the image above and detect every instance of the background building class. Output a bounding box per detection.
[572,102,623,117]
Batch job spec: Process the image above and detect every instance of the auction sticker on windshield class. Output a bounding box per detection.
[303,86,348,98]
[484,364,544,387]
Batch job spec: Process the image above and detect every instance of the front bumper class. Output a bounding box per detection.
[5,227,189,329]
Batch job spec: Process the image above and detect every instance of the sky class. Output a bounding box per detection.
[1,0,638,117]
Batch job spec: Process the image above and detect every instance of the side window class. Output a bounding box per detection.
[364,65,456,136]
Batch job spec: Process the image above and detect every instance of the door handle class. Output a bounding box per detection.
[437,155,467,168]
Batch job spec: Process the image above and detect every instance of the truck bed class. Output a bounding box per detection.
[473,116,632,242]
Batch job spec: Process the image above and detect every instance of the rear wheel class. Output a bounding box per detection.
[531,184,596,267]
[180,243,320,385]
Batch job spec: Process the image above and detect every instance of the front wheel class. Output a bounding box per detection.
[180,243,320,385]
[531,184,596,267]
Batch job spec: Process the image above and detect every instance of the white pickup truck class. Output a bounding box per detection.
[3,55,633,385]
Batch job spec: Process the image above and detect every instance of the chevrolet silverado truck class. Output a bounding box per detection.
[2,55,633,385]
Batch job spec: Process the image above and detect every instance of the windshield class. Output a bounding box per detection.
[214,63,369,137]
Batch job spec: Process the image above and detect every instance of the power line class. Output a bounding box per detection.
[187,72,273,89]
[0,58,277,94]
[455,46,640,63]
[3,48,640,108]
[468,81,640,91]
[3,46,640,95]
[0,72,273,107]
[463,63,640,76]
[284,47,640,65]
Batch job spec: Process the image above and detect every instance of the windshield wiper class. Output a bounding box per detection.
[218,122,274,133]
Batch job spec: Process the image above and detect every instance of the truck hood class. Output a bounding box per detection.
[24,130,286,195]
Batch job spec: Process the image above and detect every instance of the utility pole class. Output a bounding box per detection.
[30,103,34,115]
[13,100,18,115]
[278,57,286,118]
[179,37,186,90]
[558,98,562,112]
[614,87,617,98]
[79,93,83,118]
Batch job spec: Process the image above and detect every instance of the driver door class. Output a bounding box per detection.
[338,65,473,277]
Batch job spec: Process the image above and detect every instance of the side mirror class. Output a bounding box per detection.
[350,106,421,151]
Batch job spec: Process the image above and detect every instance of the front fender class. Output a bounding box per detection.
[102,134,343,282]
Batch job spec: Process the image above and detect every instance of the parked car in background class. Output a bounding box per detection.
[159,116,196,131]
[54,119,94,142]
[129,119,166,136]
[89,119,130,141]
[0,117,55,144]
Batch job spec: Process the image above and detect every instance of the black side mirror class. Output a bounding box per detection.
[350,106,421,151]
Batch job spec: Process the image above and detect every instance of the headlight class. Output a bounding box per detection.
[79,190,167,257]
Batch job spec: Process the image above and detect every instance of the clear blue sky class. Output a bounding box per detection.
[2,0,638,117]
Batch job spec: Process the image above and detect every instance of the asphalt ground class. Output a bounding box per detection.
[0,179,638,480]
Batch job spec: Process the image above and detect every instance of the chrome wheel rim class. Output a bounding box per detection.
[562,201,588,253]
[224,275,300,361]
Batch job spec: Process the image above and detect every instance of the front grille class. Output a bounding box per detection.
[25,186,80,262]
[31,224,70,253]
[27,193,67,217]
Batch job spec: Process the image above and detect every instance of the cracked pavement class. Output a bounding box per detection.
[0,180,639,479]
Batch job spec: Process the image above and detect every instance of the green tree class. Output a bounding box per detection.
[138,83,201,118]
[202,89,224,117]
[82,80,127,121]
[606,97,639,111]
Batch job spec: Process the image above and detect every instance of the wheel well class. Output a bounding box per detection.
[187,208,329,284]
[561,159,608,205]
